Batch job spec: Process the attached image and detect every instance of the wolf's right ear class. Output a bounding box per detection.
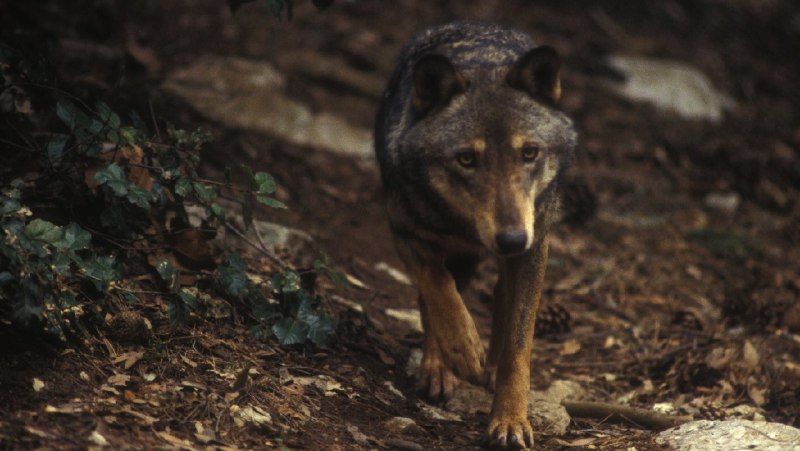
[411,54,468,119]
[507,46,561,105]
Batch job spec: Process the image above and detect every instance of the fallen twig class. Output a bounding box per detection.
[562,400,692,430]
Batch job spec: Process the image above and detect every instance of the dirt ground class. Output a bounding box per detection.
[2,0,800,449]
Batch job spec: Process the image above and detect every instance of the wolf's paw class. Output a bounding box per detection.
[487,415,534,450]
[436,324,485,383]
[418,348,458,400]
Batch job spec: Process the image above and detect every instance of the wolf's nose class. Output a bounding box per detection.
[495,231,528,255]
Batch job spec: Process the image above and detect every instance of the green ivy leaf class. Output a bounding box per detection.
[126,186,152,210]
[155,260,178,291]
[168,290,198,327]
[249,290,277,321]
[218,254,248,297]
[25,219,63,246]
[56,100,91,132]
[46,134,69,163]
[193,182,216,204]
[94,163,128,196]
[210,203,225,220]
[95,101,121,130]
[174,177,191,197]
[255,195,287,209]
[272,317,308,345]
[82,256,118,291]
[253,172,276,194]
[119,126,139,145]
[306,311,336,347]
[55,223,91,252]
[275,271,300,293]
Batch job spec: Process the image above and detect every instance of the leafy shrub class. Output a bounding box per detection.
[1,91,338,347]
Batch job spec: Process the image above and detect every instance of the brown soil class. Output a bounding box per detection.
[2,0,799,449]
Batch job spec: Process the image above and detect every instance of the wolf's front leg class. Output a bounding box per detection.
[487,239,548,449]
[415,255,484,397]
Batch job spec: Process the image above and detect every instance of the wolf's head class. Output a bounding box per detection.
[401,46,577,255]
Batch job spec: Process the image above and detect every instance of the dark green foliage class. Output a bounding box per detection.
[2,93,337,347]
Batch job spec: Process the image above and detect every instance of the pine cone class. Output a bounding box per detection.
[535,303,572,338]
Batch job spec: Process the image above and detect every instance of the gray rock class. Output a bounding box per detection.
[704,192,740,213]
[163,55,373,159]
[528,400,570,435]
[446,383,492,415]
[606,55,735,122]
[656,419,800,451]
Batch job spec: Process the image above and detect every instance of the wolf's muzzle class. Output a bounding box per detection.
[495,231,528,255]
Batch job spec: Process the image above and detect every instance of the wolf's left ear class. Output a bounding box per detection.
[412,54,469,119]
[507,46,561,105]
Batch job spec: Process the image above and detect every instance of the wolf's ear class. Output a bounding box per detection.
[412,54,469,119]
[507,46,561,105]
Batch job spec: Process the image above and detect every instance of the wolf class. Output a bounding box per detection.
[374,22,577,448]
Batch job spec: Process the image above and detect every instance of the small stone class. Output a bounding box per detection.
[405,348,423,377]
[446,383,492,415]
[704,192,740,213]
[383,416,417,434]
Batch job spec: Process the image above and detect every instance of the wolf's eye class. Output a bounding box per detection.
[521,145,540,163]
[456,150,477,168]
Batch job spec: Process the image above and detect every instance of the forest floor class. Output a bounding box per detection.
[2,0,800,449]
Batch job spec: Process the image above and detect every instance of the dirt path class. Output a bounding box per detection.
[2,0,799,449]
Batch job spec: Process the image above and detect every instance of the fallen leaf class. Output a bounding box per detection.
[238,405,272,425]
[560,338,582,356]
[119,406,157,425]
[345,273,369,289]
[156,430,192,448]
[742,340,759,369]
[107,373,131,387]
[385,308,422,332]
[181,355,198,368]
[33,378,45,392]
[374,262,412,285]
[113,350,144,370]
[88,430,108,446]
[748,385,767,406]
[377,348,396,366]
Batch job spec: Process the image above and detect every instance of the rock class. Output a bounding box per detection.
[656,419,800,451]
[446,383,492,415]
[417,402,462,422]
[406,348,422,377]
[605,55,735,122]
[528,399,570,435]
[529,380,586,404]
[163,55,373,159]
[704,192,740,213]
[346,424,370,446]
[383,416,417,434]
